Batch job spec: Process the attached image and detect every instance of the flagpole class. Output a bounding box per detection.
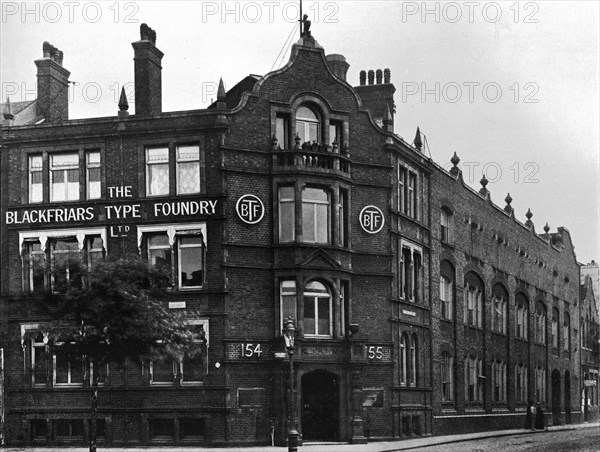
[299,0,303,38]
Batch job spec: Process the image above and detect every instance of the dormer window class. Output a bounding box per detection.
[296,105,320,143]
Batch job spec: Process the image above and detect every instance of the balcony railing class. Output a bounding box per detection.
[272,140,351,175]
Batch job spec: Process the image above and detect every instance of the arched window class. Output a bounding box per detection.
[440,261,454,320]
[492,360,507,403]
[552,308,560,349]
[409,335,417,386]
[515,363,528,404]
[535,303,547,345]
[464,273,483,328]
[563,312,570,353]
[464,355,483,403]
[491,284,508,335]
[441,352,454,401]
[303,281,332,337]
[400,333,408,385]
[516,293,529,340]
[296,105,320,143]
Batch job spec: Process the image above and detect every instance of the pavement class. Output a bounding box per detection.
[1,421,599,452]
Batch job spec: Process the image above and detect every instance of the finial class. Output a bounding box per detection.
[217,78,226,100]
[544,222,550,234]
[504,193,513,213]
[301,14,312,37]
[3,96,14,120]
[118,88,129,118]
[526,208,532,220]
[449,152,460,175]
[414,126,423,151]
[294,134,301,149]
[480,174,488,188]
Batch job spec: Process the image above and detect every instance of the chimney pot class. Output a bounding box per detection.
[359,70,366,86]
[368,70,375,85]
[384,68,391,83]
[376,69,382,84]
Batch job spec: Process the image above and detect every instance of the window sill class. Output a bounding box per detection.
[54,383,84,388]
[150,382,176,386]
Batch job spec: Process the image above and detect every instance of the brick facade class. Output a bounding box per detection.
[0,24,596,448]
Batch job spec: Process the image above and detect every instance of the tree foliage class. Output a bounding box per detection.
[36,256,201,365]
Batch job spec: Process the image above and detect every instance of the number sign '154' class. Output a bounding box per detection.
[242,343,263,358]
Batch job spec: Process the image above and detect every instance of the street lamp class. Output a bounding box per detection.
[283,316,299,452]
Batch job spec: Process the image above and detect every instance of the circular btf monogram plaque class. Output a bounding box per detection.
[360,205,385,234]
[236,194,265,225]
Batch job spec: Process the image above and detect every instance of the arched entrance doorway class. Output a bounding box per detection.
[551,369,561,425]
[564,370,571,424]
[301,370,339,441]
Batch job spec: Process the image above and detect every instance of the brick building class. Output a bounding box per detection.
[0,23,594,448]
[580,274,600,422]
[429,159,583,433]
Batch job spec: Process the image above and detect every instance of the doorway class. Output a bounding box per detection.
[551,369,561,425]
[301,370,339,441]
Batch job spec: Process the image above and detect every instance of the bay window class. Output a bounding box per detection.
[278,186,295,243]
[138,223,206,290]
[302,187,330,244]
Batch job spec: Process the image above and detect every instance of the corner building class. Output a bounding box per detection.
[0,26,434,447]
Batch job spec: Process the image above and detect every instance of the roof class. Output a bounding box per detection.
[1,99,40,126]
[208,75,261,110]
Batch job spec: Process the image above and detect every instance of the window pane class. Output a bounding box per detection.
[29,155,43,203]
[304,298,315,335]
[55,353,69,384]
[33,345,47,384]
[50,153,79,202]
[296,106,318,121]
[302,204,316,242]
[179,239,203,287]
[182,354,204,382]
[146,148,169,196]
[153,360,173,383]
[279,202,295,242]
[180,418,205,439]
[177,161,200,194]
[317,297,330,335]
[315,204,329,243]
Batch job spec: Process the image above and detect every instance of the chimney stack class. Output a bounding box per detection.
[326,54,350,81]
[132,23,163,116]
[354,68,395,132]
[35,41,70,123]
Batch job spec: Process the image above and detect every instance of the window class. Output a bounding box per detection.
[535,304,547,345]
[399,333,407,385]
[276,114,290,149]
[400,241,423,302]
[180,418,206,441]
[146,147,169,196]
[303,281,332,337]
[280,280,297,328]
[464,277,483,328]
[176,145,201,194]
[296,105,320,144]
[302,187,330,244]
[138,224,206,290]
[515,363,528,404]
[181,321,208,384]
[441,207,453,243]
[278,186,295,243]
[516,294,529,340]
[492,360,507,403]
[29,154,43,203]
[54,344,84,386]
[563,313,570,352]
[149,418,174,441]
[30,419,47,441]
[491,285,507,335]
[535,366,546,403]
[329,120,342,146]
[20,229,106,293]
[50,153,79,202]
[441,352,454,401]
[397,164,419,219]
[151,359,176,384]
[32,333,48,386]
[55,419,83,440]
[409,335,417,386]
[552,308,559,349]
[338,189,348,247]
[464,356,483,403]
[86,150,101,199]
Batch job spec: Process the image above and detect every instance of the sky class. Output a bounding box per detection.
[1,0,599,264]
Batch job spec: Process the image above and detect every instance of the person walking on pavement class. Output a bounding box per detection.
[534,402,545,430]
[525,401,535,430]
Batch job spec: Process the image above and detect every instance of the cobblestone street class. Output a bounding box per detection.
[410,428,600,452]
